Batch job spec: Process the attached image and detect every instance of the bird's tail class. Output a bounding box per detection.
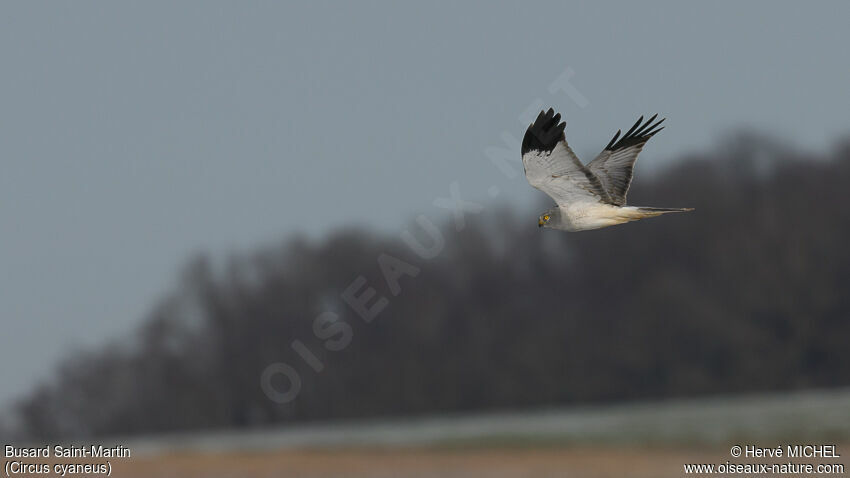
[636,206,694,215]
[621,206,694,222]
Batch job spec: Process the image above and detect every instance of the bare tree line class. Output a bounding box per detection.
[11,133,850,440]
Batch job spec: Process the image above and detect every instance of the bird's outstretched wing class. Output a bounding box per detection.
[521,109,612,207]
[586,114,665,206]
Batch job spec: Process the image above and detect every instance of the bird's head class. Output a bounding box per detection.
[538,208,558,228]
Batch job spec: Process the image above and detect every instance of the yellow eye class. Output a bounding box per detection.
[543,215,550,221]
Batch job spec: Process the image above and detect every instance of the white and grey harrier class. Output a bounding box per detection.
[522,108,692,231]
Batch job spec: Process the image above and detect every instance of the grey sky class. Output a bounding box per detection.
[2,1,850,409]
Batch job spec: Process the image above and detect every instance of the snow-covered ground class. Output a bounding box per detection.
[119,387,850,455]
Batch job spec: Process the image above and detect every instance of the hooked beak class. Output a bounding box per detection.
[538,219,544,228]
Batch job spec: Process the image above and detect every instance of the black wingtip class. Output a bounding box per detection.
[522,108,566,155]
[605,114,666,151]
[604,129,622,150]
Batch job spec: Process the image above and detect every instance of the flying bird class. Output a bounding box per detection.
[521,108,692,231]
